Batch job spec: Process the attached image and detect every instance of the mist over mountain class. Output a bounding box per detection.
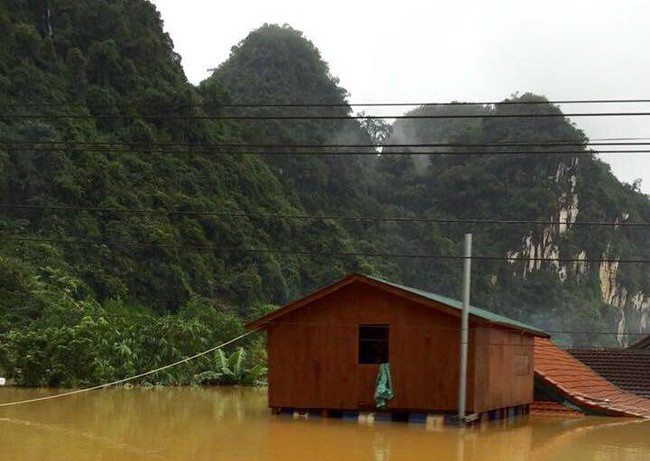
[1,0,648,384]
[381,96,650,345]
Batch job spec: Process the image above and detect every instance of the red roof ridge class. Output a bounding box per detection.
[534,337,650,419]
[568,347,650,399]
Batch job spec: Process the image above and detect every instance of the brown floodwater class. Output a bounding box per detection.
[1,387,649,460]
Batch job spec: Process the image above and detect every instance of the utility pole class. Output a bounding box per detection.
[458,233,472,423]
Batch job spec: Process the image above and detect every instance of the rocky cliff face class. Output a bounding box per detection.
[503,153,649,345]
[506,157,580,278]
[599,248,650,346]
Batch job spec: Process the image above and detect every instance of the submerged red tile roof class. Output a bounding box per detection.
[569,349,650,399]
[529,400,583,418]
[534,338,650,419]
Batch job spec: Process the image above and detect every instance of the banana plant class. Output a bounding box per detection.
[195,347,267,386]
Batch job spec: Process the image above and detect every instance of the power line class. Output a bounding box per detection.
[0,147,615,155]
[1,204,647,228]
[257,320,650,336]
[1,148,647,157]
[4,140,650,157]
[53,313,646,337]
[0,140,634,147]
[2,147,643,156]
[5,111,650,121]
[64,312,648,338]
[3,140,646,149]
[1,236,648,263]
[3,98,650,109]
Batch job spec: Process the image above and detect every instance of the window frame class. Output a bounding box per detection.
[358,323,389,364]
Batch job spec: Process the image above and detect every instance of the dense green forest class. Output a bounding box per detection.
[0,1,649,387]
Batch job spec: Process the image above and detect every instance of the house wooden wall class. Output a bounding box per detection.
[265,281,534,413]
[472,328,534,413]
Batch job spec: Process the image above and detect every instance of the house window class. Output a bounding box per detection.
[358,324,389,364]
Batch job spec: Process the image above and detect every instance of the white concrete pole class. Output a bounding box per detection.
[458,233,472,422]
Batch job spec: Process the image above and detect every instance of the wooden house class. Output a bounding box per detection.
[246,273,548,418]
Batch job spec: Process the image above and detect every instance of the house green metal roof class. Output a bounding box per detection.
[246,272,549,336]
[365,274,548,336]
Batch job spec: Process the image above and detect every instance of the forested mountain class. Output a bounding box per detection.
[202,25,387,235]
[0,3,386,386]
[0,1,648,386]
[0,4,383,320]
[381,97,650,346]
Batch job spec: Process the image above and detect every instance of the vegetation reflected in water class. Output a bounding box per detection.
[1,387,649,460]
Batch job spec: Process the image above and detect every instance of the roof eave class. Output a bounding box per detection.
[245,273,549,337]
[244,273,364,331]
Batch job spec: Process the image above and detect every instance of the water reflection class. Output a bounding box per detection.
[1,387,649,461]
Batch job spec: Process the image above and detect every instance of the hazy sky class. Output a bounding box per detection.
[151,0,650,194]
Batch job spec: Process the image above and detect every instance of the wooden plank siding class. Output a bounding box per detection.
[472,328,534,413]
[265,280,535,413]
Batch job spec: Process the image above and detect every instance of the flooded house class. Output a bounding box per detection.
[566,332,650,400]
[246,273,548,421]
[534,336,650,418]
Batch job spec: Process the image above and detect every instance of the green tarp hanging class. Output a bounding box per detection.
[374,363,394,409]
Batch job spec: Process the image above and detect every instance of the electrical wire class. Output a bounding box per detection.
[35,311,644,344]
[3,98,650,109]
[1,204,647,228]
[54,313,646,337]
[1,236,647,263]
[4,111,650,121]
[2,140,645,147]
[1,149,647,157]
[259,321,649,337]
[3,140,649,157]
[2,148,642,156]
[69,313,648,343]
